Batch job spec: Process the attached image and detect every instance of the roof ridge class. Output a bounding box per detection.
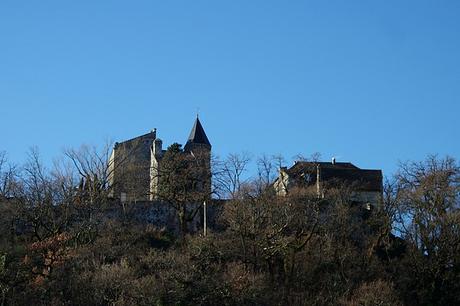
[118,131,155,145]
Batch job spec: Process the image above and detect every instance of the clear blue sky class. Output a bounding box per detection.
[1,0,459,177]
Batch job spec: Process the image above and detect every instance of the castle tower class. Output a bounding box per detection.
[184,117,212,197]
[108,129,156,201]
[184,116,212,153]
[109,117,212,202]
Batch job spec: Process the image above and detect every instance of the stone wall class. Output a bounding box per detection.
[104,200,226,235]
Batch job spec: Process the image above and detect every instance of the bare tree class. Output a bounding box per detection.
[292,152,321,163]
[214,152,252,199]
[64,143,114,210]
[0,152,19,253]
[223,180,320,286]
[64,143,113,193]
[0,151,17,199]
[21,148,68,238]
[255,154,277,193]
[391,155,460,304]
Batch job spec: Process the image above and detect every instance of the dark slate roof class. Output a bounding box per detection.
[186,117,211,147]
[113,131,156,158]
[116,131,156,147]
[285,161,382,192]
[320,168,383,192]
[286,161,358,176]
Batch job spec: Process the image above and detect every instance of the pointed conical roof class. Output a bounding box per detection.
[186,117,211,147]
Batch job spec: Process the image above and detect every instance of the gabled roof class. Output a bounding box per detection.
[320,168,383,192]
[284,161,382,192]
[185,117,211,147]
[113,131,156,151]
[286,161,358,176]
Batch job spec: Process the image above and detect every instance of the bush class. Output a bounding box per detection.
[341,280,403,306]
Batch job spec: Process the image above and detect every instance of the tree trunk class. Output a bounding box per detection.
[178,204,187,239]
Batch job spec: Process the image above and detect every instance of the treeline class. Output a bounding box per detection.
[0,148,459,305]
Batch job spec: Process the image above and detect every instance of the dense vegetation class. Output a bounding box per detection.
[0,148,459,305]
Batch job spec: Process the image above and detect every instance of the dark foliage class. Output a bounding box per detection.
[0,152,458,305]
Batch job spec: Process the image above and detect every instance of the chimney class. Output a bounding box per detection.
[332,157,336,165]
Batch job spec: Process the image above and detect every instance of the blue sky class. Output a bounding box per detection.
[1,0,459,177]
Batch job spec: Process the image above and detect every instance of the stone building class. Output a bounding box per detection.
[273,159,383,207]
[108,117,211,201]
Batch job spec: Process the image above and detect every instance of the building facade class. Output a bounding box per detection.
[273,160,383,207]
[108,117,212,201]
